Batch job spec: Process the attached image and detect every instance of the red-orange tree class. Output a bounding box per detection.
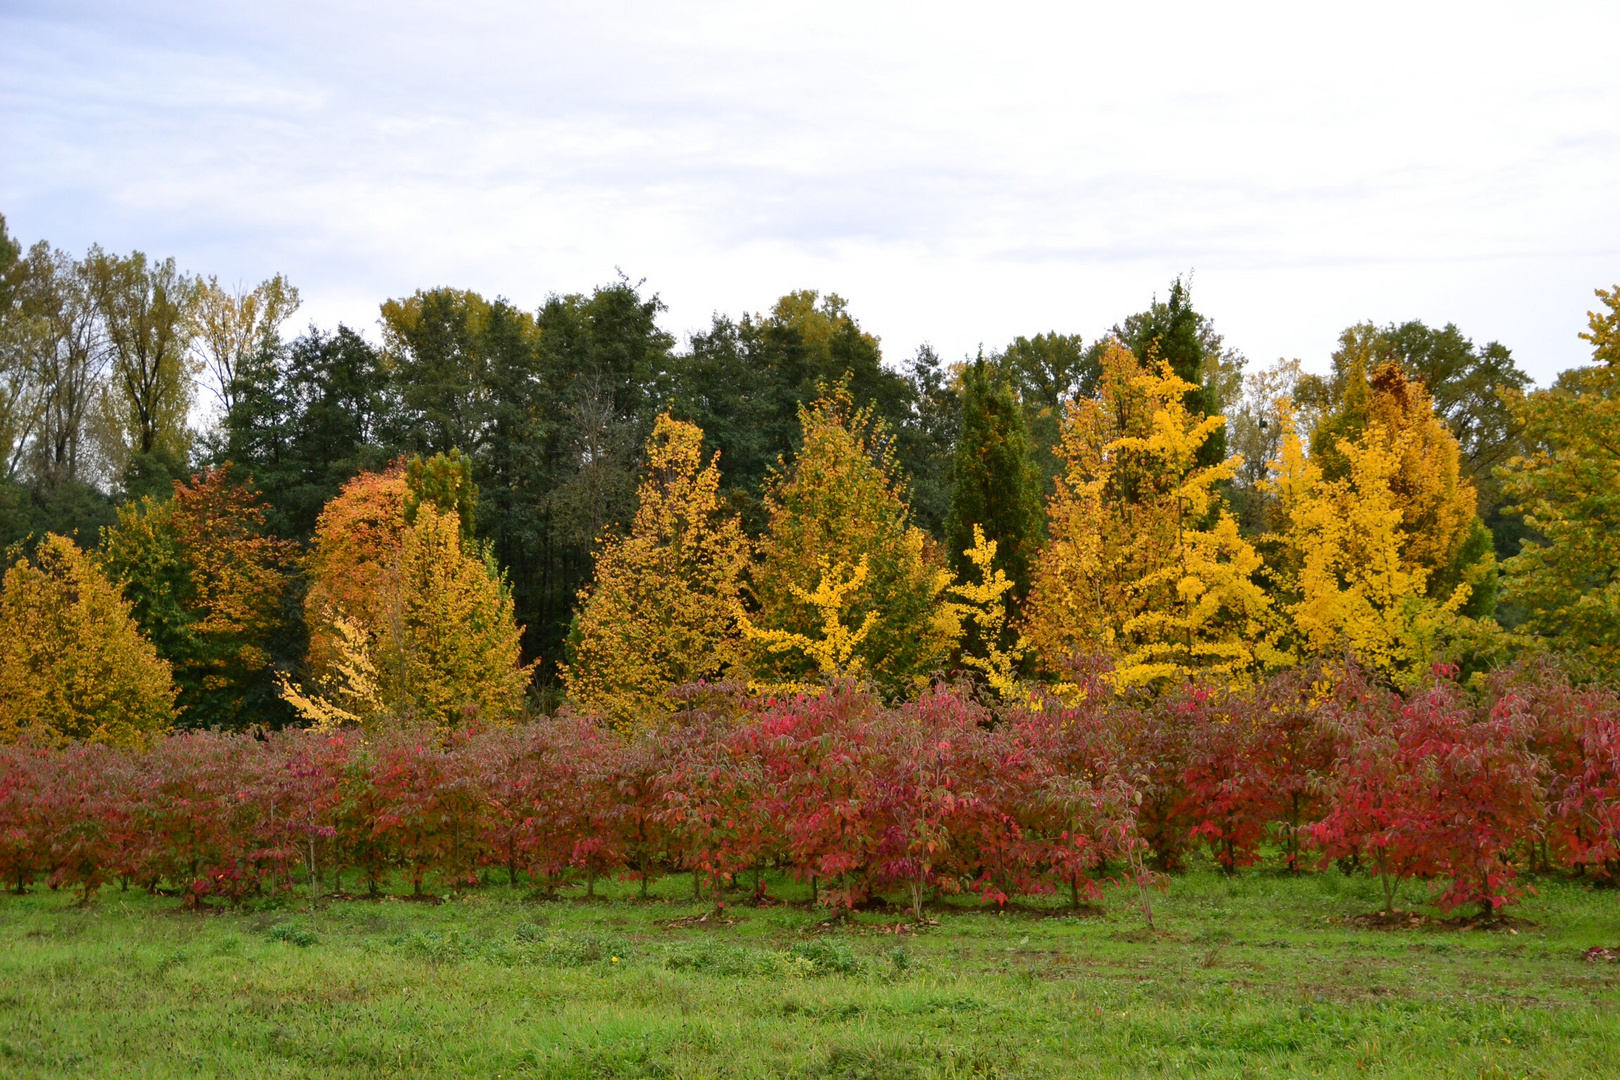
[101,465,295,727]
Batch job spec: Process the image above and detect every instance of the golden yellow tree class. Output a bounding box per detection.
[1266,408,1476,677]
[1310,359,1494,610]
[1262,357,1497,677]
[1023,343,1276,689]
[563,413,751,732]
[0,535,176,746]
[302,465,411,678]
[288,505,534,731]
[748,382,956,693]
[739,556,878,694]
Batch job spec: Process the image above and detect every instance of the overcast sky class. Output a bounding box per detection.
[3,1,1617,384]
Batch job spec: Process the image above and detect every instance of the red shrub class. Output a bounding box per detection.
[1311,671,1544,917]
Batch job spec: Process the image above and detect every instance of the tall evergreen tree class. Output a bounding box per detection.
[1115,277,1243,468]
[946,358,1042,612]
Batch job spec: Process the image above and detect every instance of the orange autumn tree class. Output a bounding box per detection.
[563,413,751,733]
[0,535,176,746]
[302,464,412,677]
[1023,342,1277,689]
[291,455,533,730]
[100,465,294,727]
[745,381,956,694]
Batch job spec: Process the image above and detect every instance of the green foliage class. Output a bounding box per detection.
[946,358,1042,611]
[999,331,1096,498]
[404,448,477,542]
[1497,287,1620,667]
[215,325,393,539]
[81,247,197,474]
[667,291,923,533]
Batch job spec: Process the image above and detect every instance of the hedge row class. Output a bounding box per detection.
[2,664,1616,918]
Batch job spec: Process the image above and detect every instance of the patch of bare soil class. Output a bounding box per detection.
[665,910,743,929]
[1326,908,1536,932]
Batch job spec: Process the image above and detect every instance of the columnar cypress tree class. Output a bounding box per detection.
[945,359,1042,611]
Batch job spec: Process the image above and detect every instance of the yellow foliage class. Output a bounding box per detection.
[740,556,878,695]
[0,535,175,746]
[276,615,383,732]
[749,381,956,692]
[563,413,752,732]
[289,506,534,731]
[1496,285,1620,666]
[943,526,1029,700]
[303,466,411,681]
[1267,406,1474,678]
[1023,343,1276,689]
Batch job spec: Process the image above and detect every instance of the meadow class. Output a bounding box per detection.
[3,867,1617,1080]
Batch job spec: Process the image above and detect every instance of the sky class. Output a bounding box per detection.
[2,1,1618,385]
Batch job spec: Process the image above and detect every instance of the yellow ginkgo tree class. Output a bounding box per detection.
[1264,407,1475,678]
[747,381,956,694]
[1023,342,1278,689]
[944,525,1030,700]
[738,556,878,695]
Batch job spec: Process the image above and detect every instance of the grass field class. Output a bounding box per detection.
[2,866,1618,1079]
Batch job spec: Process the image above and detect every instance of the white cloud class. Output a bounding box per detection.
[3,0,1617,381]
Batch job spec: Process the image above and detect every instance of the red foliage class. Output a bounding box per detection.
[5,663,1609,920]
[1311,669,1544,917]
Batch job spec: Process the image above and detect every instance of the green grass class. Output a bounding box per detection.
[2,866,1617,1078]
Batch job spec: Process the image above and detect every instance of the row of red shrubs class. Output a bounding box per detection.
[2,663,1617,917]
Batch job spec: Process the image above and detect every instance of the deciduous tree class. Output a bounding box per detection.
[0,534,175,746]
[749,382,955,693]
[564,413,750,731]
[1498,286,1620,667]
[1024,343,1276,689]
[100,465,294,728]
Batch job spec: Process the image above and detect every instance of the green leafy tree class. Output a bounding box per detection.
[667,291,924,532]
[83,247,198,494]
[1497,286,1620,667]
[999,331,1096,496]
[216,325,393,539]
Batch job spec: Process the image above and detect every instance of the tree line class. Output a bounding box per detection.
[0,210,1616,744]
